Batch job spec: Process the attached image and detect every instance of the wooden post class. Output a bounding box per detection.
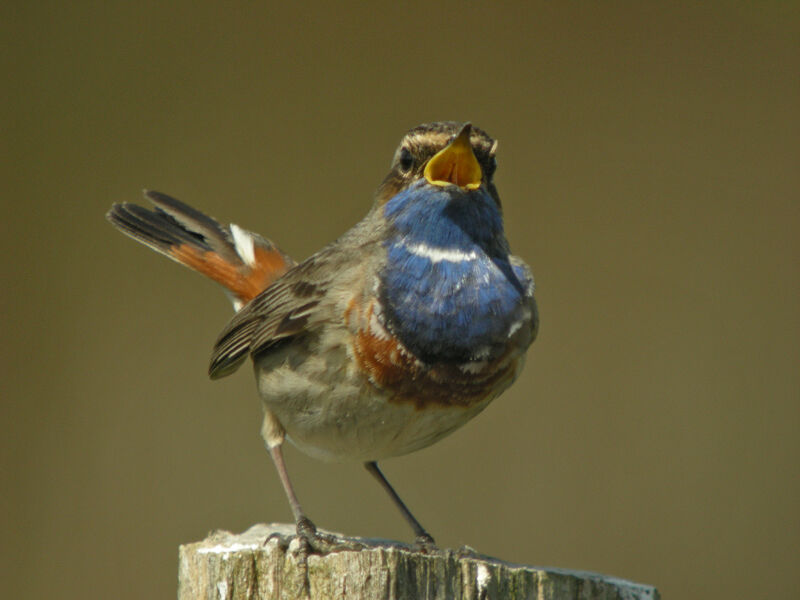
[179,524,660,600]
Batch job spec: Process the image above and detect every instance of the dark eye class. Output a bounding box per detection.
[398,147,414,173]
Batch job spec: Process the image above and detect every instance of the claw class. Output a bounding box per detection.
[294,517,367,555]
[263,531,289,549]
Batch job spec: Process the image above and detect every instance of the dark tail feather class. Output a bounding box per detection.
[141,190,241,264]
[106,190,294,307]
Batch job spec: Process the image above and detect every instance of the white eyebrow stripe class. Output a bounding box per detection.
[401,240,479,263]
[230,223,256,267]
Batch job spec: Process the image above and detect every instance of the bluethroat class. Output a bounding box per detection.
[107,122,538,552]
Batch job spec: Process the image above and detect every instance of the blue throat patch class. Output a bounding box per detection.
[379,180,530,364]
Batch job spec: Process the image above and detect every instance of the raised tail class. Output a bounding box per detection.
[106,190,295,310]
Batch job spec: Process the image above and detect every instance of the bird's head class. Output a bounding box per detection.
[375,122,500,207]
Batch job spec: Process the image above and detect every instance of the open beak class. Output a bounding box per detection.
[423,123,482,190]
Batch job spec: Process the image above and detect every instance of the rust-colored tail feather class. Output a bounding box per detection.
[106,190,295,308]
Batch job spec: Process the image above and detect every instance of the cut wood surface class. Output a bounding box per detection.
[179,524,659,600]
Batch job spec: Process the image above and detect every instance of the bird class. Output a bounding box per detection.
[106,121,538,553]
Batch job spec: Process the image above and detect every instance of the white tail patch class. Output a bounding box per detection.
[224,290,245,312]
[230,224,256,267]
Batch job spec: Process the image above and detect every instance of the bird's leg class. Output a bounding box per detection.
[262,410,319,549]
[267,443,365,555]
[268,444,313,535]
[365,461,436,550]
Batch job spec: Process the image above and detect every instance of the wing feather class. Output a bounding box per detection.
[207,214,382,380]
[208,251,334,379]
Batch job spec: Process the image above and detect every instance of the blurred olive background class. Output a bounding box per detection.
[3,2,798,599]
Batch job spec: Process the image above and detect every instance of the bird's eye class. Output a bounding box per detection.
[398,147,414,173]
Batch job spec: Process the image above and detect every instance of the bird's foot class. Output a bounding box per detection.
[294,517,366,556]
[412,532,438,554]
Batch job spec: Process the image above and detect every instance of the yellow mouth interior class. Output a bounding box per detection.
[423,126,482,190]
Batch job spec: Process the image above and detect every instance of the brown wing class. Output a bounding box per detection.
[207,207,385,379]
[208,246,338,379]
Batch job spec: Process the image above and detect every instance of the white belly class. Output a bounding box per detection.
[253,338,494,462]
